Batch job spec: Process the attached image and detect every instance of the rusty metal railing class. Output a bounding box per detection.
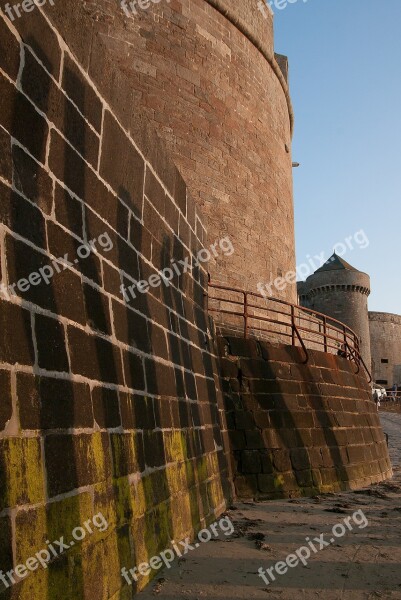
[207,282,372,382]
[383,391,401,400]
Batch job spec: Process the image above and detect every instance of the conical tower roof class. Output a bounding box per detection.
[314,252,358,274]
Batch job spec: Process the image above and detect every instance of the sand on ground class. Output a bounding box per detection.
[137,412,401,600]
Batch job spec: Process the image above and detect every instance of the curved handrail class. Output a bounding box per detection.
[207,282,372,381]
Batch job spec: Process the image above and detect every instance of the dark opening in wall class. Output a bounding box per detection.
[377,379,388,385]
[381,359,389,364]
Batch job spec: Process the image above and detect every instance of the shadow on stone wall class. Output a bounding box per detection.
[219,337,392,500]
[0,15,231,598]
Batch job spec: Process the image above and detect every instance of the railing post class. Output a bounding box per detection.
[323,316,327,353]
[343,326,347,358]
[356,334,361,366]
[291,304,295,346]
[244,291,248,339]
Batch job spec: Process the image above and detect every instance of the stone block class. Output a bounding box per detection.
[235,475,257,498]
[0,72,48,163]
[122,351,145,392]
[240,358,289,379]
[224,337,259,358]
[12,144,53,215]
[289,411,315,429]
[92,387,121,429]
[0,437,45,510]
[68,325,123,384]
[257,473,288,494]
[83,283,112,335]
[290,448,310,471]
[253,410,270,428]
[47,222,102,286]
[0,127,12,184]
[144,359,176,397]
[272,449,292,472]
[250,379,301,395]
[320,467,338,486]
[112,300,151,353]
[234,410,254,430]
[258,343,300,363]
[347,446,367,464]
[45,433,111,497]
[35,313,69,373]
[245,430,265,450]
[219,357,239,379]
[100,111,144,218]
[273,394,300,411]
[1,184,46,248]
[54,183,84,239]
[12,5,61,77]
[295,469,313,487]
[0,298,34,366]
[241,450,261,474]
[62,53,103,132]
[0,515,13,591]
[0,17,20,80]
[0,370,12,432]
[22,49,99,167]
[260,451,274,474]
[228,431,246,450]
[262,429,289,450]
[17,373,93,430]
[144,168,166,215]
[143,431,166,468]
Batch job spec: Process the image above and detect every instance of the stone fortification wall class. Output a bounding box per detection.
[219,337,391,499]
[0,9,231,598]
[38,0,297,300]
[369,312,401,387]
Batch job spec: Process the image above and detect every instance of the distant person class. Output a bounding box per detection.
[373,388,380,411]
[392,383,397,401]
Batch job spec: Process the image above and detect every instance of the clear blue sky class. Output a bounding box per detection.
[273,0,401,314]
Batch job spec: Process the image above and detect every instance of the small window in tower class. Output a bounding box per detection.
[381,359,389,364]
[376,379,388,385]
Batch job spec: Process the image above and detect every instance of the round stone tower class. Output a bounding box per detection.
[299,254,371,370]
[64,0,297,301]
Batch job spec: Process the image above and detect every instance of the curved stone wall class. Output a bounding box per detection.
[0,9,232,598]
[303,269,372,369]
[219,337,392,499]
[369,312,401,387]
[41,0,297,301]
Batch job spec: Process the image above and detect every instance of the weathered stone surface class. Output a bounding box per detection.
[369,312,401,387]
[0,370,12,431]
[0,299,34,366]
[0,9,233,600]
[221,339,392,500]
[35,313,69,373]
[0,72,48,162]
[17,373,93,430]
